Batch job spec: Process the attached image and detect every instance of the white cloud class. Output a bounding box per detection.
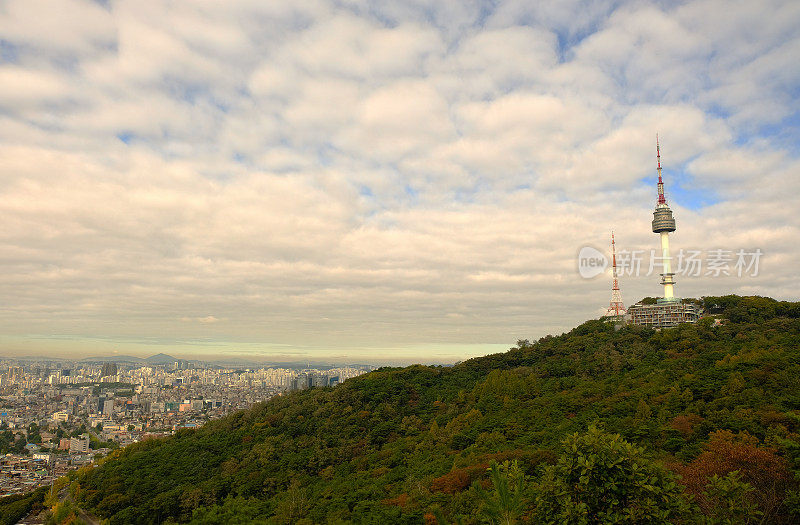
[0,66,71,108]
[0,0,114,57]
[339,80,455,161]
[0,0,798,361]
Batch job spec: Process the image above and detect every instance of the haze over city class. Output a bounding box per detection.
[1,0,799,363]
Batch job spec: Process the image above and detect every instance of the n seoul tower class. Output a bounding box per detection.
[651,136,678,301]
[627,137,699,327]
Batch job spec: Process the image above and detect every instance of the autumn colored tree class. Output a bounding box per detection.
[670,413,703,437]
[679,430,794,523]
[431,464,488,494]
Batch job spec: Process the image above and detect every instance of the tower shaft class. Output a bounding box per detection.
[660,232,675,298]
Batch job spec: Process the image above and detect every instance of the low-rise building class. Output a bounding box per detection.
[51,411,69,423]
[627,299,701,328]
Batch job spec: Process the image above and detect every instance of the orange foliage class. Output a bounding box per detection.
[430,463,488,494]
[670,413,703,437]
[677,430,793,521]
[423,513,437,525]
[381,493,409,508]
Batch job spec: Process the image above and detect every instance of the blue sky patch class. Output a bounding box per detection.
[638,163,721,211]
[116,132,134,144]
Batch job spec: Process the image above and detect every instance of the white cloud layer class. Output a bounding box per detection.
[0,0,798,361]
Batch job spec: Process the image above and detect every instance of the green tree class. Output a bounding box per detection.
[702,471,762,524]
[779,420,800,518]
[272,479,310,524]
[27,423,41,444]
[0,488,47,525]
[474,460,525,524]
[533,426,690,524]
[12,435,26,454]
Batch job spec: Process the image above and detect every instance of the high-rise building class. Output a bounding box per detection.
[101,362,118,377]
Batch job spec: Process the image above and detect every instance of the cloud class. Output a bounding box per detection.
[0,0,115,58]
[0,0,798,361]
[0,66,72,108]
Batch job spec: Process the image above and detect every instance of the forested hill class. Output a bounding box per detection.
[50,296,800,523]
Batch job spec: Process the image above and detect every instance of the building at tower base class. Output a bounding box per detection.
[627,299,700,328]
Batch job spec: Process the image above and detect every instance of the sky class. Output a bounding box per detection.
[1,0,799,364]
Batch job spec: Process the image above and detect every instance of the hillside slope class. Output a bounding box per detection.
[63,296,800,523]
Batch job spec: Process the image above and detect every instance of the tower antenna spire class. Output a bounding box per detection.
[606,231,626,319]
[611,231,619,281]
[657,133,661,170]
[656,134,666,205]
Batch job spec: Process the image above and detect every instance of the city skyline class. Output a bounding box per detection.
[1,0,799,362]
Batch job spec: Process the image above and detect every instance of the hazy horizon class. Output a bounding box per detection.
[0,336,509,366]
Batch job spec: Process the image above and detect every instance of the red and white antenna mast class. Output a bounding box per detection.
[606,231,626,318]
[656,134,666,205]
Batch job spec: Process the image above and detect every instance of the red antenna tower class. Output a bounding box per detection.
[656,134,666,205]
[606,231,626,318]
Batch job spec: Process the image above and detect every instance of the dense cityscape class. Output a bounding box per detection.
[0,356,369,497]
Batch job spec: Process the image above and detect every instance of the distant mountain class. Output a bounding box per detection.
[79,355,147,364]
[74,353,180,365]
[5,355,69,362]
[205,358,380,370]
[206,357,264,368]
[4,354,373,370]
[59,295,800,524]
[143,353,178,365]
[208,359,368,370]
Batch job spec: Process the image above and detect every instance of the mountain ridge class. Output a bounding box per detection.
[36,295,800,523]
